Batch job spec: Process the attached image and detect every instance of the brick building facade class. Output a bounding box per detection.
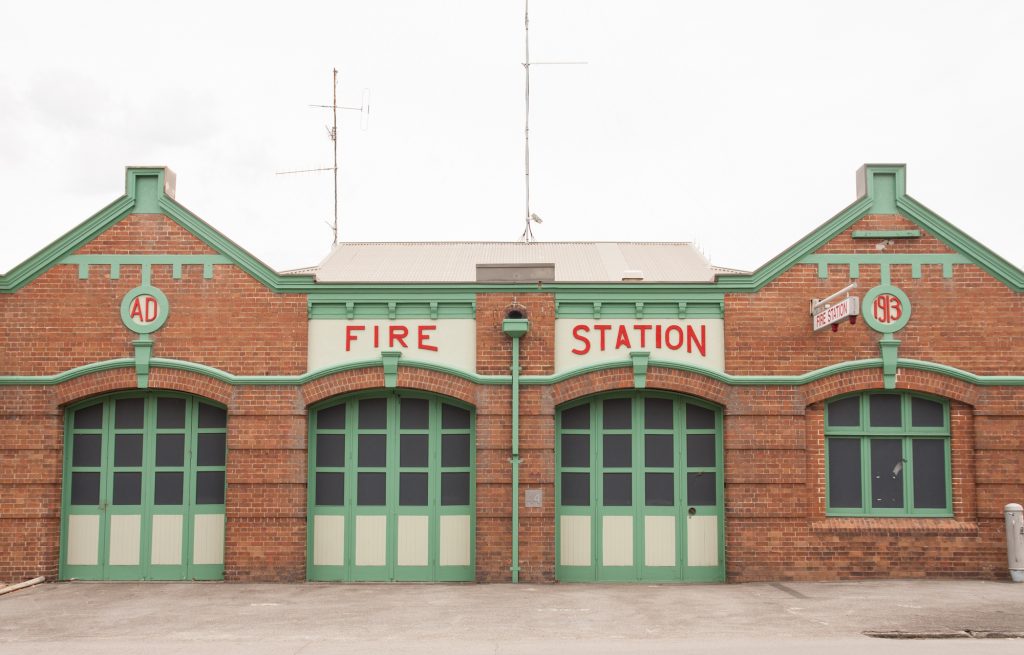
[1,164,1021,583]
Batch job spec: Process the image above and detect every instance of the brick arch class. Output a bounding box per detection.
[551,365,730,407]
[801,367,979,408]
[302,365,478,407]
[53,364,233,407]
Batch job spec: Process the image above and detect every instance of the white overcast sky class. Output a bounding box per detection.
[1,0,1022,275]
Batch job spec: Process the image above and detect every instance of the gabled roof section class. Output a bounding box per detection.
[0,167,315,293]
[716,164,1024,293]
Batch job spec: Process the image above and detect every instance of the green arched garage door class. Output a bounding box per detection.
[307,392,475,581]
[556,392,724,582]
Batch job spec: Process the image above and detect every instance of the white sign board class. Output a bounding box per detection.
[308,320,476,373]
[812,296,860,331]
[554,319,725,375]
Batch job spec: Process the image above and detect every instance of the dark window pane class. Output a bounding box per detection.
[315,472,344,506]
[155,434,185,467]
[869,395,902,428]
[72,434,102,467]
[603,473,632,506]
[400,398,429,429]
[114,398,145,429]
[561,472,590,506]
[911,397,944,428]
[828,438,862,508]
[645,398,673,430]
[645,472,674,506]
[73,403,103,430]
[70,472,100,505]
[357,472,386,505]
[827,396,861,428]
[561,434,590,468]
[400,472,428,506]
[442,434,471,467]
[197,434,226,467]
[441,472,470,506]
[112,472,141,505]
[687,472,716,506]
[317,404,346,430]
[358,398,387,430]
[870,439,904,508]
[645,434,673,467]
[603,434,632,468]
[912,439,947,509]
[197,403,227,429]
[156,397,186,428]
[603,398,632,430]
[441,404,470,430]
[317,434,345,468]
[196,471,225,505]
[687,435,716,468]
[686,404,715,430]
[400,434,429,467]
[114,434,143,467]
[358,434,387,467]
[154,471,183,505]
[561,404,590,430]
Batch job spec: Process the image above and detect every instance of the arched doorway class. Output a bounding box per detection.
[556,392,724,582]
[60,392,227,580]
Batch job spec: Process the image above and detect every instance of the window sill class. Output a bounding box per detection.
[811,517,978,536]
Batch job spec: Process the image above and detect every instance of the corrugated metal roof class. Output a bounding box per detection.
[313,242,734,283]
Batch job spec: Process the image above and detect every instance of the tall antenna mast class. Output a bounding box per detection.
[277,69,370,246]
[520,0,586,242]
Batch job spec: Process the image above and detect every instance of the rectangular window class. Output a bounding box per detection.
[825,394,950,516]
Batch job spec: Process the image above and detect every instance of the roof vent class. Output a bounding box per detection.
[476,263,555,283]
[621,269,644,281]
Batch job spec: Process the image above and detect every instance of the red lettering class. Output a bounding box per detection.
[873,294,902,324]
[389,325,409,348]
[686,324,706,357]
[144,297,158,322]
[635,324,651,348]
[665,325,684,350]
[888,297,902,321]
[655,324,663,349]
[615,324,631,349]
[418,325,438,351]
[129,297,144,321]
[373,325,380,348]
[345,325,365,351]
[594,324,611,350]
[571,325,591,355]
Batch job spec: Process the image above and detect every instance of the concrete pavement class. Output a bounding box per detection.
[1,579,1022,654]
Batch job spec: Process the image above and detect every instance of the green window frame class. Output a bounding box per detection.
[825,392,951,517]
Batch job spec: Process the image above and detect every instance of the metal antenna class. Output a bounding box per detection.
[521,0,586,242]
[277,68,370,246]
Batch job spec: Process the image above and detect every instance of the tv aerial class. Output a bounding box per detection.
[277,68,370,246]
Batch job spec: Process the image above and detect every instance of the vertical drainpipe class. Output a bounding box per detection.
[502,315,529,583]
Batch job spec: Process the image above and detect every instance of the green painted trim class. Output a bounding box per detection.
[120,285,170,334]
[803,254,970,281]
[67,255,232,281]
[309,301,476,320]
[863,285,912,334]
[630,351,650,389]
[133,336,154,388]
[554,295,725,319]
[381,351,401,388]
[879,337,901,390]
[852,230,921,239]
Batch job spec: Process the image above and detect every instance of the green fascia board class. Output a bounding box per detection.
[4,355,1023,389]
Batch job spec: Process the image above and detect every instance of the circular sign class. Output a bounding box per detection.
[120,286,169,334]
[862,285,911,333]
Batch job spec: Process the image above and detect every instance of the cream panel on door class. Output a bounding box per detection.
[150,515,184,565]
[439,515,471,566]
[193,514,225,565]
[67,515,100,566]
[602,515,634,567]
[686,515,718,567]
[355,515,387,566]
[108,515,141,566]
[397,516,429,567]
[560,515,591,566]
[313,515,345,566]
[644,515,676,567]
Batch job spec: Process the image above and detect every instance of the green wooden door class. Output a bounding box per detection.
[555,392,724,582]
[308,392,475,582]
[60,393,227,581]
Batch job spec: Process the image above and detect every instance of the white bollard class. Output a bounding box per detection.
[1006,503,1024,582]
